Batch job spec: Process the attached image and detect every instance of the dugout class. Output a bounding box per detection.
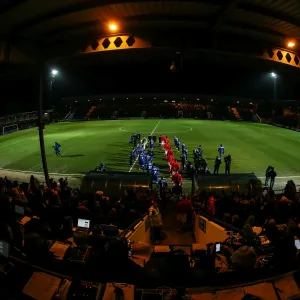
[193,173,262,197]
[80,171,152,196]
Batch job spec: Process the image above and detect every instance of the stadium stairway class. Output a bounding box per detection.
[255,113,262,123]
[230,107,243,121]
[239,109,258,122]
[67,112,75,120]
[87,105,97,120]
[160,201,194,246]
[64,111,72,119]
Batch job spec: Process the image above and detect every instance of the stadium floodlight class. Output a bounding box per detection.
[51,69,58,77]
[109,23,118,32]
[270,72,278,101]
[271,72,277,78]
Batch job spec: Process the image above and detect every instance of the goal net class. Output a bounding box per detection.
[2,124,19,135]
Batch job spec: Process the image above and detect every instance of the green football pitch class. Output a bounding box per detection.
[0,119,300,188]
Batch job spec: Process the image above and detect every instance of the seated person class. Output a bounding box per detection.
[88,225,111,252]
[102,224,119,237]
[231,246,257,271]
[23,232,53,262]
[243,224,259,247]
[264,218,297,270]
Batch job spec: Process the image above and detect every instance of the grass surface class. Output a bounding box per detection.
[0,120,300,187]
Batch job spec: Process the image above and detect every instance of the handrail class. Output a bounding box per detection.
[10,255,72,281]
[10,252,300,292]
[199,211,243,234]
[118,212,148,239]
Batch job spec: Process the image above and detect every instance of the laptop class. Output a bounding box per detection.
[0,240,13,274]
[0,240,10,259]
[77,219,90,233]
[15,205,25,216]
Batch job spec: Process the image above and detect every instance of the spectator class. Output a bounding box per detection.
[11,181,28,205]
[231,246,257,271]
[176,195,193,232]
[269,167,277,189]
[207,192,216,216]
[149,201,162,244]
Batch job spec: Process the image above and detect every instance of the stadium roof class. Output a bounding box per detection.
[1,0,300,68]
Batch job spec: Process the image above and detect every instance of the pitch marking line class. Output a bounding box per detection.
[128,119,161,173]
[119,125,192,134]
[260,128,299,142]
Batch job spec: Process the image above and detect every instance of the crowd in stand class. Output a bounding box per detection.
[2,169,300,276]
[175,103,205,110]
[0,175,153,261]
[189,181,300,271]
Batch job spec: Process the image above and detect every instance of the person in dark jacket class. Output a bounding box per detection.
[213,156,222,175]
[269,167,277,189]
[265,166,273,186]
[224,155,232,175]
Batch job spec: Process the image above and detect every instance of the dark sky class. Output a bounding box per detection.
[1,57,300,115]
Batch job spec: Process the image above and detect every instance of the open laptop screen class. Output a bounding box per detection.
[0,240,10,258]
[15,205,25,215]
[78,219,90,229]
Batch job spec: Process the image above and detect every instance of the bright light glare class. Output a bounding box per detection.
[288,41,295,48]
[271,72,277,78]
[51,69,58,76]
[109,23,118,31]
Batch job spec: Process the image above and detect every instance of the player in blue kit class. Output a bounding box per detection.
[149,138,155,150]
[218,144,225,158]
[53,142,62,157]
[181,142,186,154]
[174,136,180,151]
[139,153,145,170]
[197,145,203,156]
[174,136,178,146]
[184,147,188,160]
[96,162,106,172]
[152,165,160,188]
[147,160,153,175]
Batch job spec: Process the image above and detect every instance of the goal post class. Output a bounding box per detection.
[2,124,19,135]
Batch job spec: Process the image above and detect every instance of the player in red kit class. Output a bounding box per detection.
[172,172,183,185]
[163,143,171,157]
[167,148,174,159]
[167,154,174,167]
[169,159,176,175]
[173,160,181,172]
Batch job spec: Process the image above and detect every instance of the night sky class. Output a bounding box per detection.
[1,56,300,116]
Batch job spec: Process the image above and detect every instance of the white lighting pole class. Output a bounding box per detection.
[271,72,277,101]
[50,69,58,91]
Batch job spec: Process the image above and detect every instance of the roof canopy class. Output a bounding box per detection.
[0,0,300,67]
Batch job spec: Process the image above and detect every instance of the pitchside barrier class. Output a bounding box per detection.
[272,123,300,132]
[80,171,152,197]
[193,173,262,197]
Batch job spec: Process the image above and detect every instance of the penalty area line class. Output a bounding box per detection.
[129,119,161,173]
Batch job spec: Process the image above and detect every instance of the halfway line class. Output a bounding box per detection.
[129,119,161,172]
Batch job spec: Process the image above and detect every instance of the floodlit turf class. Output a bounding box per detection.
[0,120,300,185]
